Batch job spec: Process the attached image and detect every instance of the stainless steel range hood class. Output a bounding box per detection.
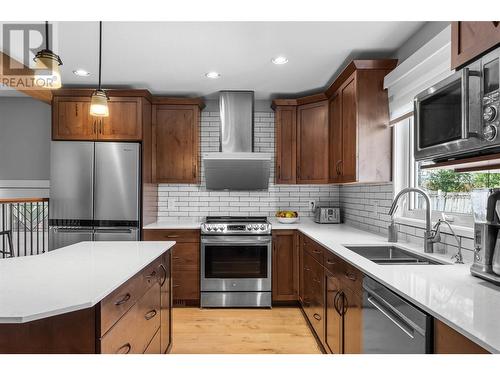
[204,91,271,190]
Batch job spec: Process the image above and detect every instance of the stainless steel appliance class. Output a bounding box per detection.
[414,47,499,161]
[203,91,272,191]
[200,216,272,307]
[313,206,341,224]
[49,141,140,250]
[361,276,431,353]
[470,188,500,284]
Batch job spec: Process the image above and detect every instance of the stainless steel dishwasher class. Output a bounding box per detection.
[362,276,432,353]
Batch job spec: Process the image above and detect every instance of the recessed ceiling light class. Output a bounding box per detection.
[205,71,221,79]
[272,56,288,65]
[73,69,91,77]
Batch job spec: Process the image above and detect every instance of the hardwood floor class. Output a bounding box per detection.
[171,307,322,354]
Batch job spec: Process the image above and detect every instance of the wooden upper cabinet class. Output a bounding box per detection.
[52,92,145,141]
[451,21,500,70]
[100,98,142,140]
[297,101,329,184]
[52,97,96,140]
[328,93,343,183]
[152,104,200,184]
[275,106,297,184]
[339,77,357,183]
[272,230,298,302]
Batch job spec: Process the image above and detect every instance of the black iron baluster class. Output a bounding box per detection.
[1,204,5,258]
[9,203,13,257]
[42,201,46,253]
[36,202,39,255]
[16,203,20,257]
[30,202,33,256]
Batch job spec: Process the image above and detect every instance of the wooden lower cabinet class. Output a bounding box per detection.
[434,319,489,354]
[0,252,172,354]
[302,251,326,346]
[143,229,200,306]
[325,271,342,354]
[341,286,363,354]
[272,230,298,302]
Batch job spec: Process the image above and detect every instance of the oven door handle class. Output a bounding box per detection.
[461,67,470,140]
[201,236,272,245]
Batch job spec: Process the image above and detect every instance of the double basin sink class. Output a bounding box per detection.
[344,245,447,265]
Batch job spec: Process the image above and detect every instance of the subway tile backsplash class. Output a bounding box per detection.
[157,110,340,218]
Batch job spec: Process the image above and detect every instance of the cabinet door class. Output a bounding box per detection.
[329,93,343,183]
[309,257,325,345]
[172,242,200,304]
[298,233,305,304]
[153,105,199,183]
[100,98,142,140]
[297,101,329,183]
[340,78,357,183]
[52,97,96,140]
[272,230,298,302]
[325,271,342,354]
[275,106,297,183]
[342,286,363,354]
[159,252,172,354]
[451,21,500,69]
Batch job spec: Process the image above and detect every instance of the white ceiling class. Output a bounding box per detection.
[5,22,425,100]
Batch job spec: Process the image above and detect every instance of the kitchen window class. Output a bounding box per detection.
[393,117,500,228]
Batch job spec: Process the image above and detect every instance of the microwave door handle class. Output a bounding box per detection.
[461,68,470,140]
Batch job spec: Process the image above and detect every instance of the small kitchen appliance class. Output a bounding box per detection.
[470,188,500,284]
[314,206,341,224]
[200,216,272,307]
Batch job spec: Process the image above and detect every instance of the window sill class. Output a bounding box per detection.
[393,216,474,238]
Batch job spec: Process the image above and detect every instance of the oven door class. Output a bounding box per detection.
[201,235,272,292]
[414,67,481,161]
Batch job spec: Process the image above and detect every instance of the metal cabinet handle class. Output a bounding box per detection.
[367,296,414,338]
[75,103,78,117]
[326,259,336,265]
[333,291,342,315]
[336,160,343,176]
[144,309,157,320]
[114,293,131,306]
[313,277,321,284]
[313,249,322,254]
[166,235,180,238]
[145,270,157,279]
[159,264,167,287]
[313,313,322,321]
[173,284,180,288]
[116,343,131,354]
[303,266,311,272]
[344,272,357,281]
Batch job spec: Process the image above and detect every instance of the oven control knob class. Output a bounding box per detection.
[253,224,259,230]
[260,225,266,230]
[483,124,497,141]
[483,106,497,122]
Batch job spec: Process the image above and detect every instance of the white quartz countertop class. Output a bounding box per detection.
[145,216,500,352]
[0,241,174,324]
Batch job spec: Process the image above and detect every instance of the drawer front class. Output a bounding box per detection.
[172,242,199,269]
[100,257,161,335]
[303,236,324,264]
[340,261,362,290]
[100,282,161,354]
[172,268,199,300]
[143,229,200,243]
[323,250,342,275]
[144,328,161,354]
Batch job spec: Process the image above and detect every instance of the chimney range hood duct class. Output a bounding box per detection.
[204,91,271,190]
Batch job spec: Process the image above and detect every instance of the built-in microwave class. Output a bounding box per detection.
[414,47,500,162]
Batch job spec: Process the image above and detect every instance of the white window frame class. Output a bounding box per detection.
[392,116,474,235]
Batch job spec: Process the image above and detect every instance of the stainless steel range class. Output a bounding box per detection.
[200,216,272,308]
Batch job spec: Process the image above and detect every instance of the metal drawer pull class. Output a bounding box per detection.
[313,313,322,321]
[145,270,157,280]
[172,256,181,260]
[304,266,311,271]
[313,277,321,284]
[116,343,131,354]
[114,293,131,306]
[326,259,336,265]
[166,235,180,238]
[144,309,157,320]
[313,249,322,254]
[173,284,180,288]
[367,296,414,339]
[345,272,357,281]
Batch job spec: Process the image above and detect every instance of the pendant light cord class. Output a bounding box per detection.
[98,21,102,90]
[45,21,49,50]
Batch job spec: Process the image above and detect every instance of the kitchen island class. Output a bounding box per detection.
[0,241,174,354]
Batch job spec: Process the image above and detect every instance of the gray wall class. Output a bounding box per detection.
[394,21,450,63]
[0,97,51,180]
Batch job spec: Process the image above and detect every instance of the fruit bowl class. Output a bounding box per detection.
[277,217,300,224]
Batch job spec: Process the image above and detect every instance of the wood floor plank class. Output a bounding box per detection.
[171,307,321,354]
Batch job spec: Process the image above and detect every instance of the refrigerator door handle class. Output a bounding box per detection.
[52,227,94,234]
[94,228,133,234]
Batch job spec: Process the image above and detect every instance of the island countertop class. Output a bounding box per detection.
[0,241,175,324]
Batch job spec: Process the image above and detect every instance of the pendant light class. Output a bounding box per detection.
[90,21,109,117]
[33,21,63,89]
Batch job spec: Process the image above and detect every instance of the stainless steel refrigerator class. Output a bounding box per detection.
[49,141,140,250]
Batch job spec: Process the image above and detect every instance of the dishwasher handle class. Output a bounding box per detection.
[367,295,415,339]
